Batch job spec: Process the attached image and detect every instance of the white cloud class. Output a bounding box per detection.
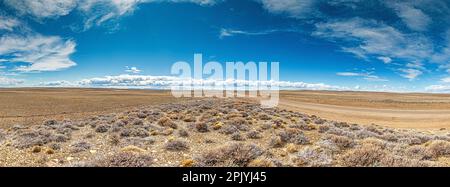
[388,2,432,32]
[405,61,425,70]
[125,66,142,74]
[39,80,75,87]
[4,0,78,18]
[165,0,220,6]
[425,85,450,93]
[4,0,221,30]
[219,28,248,38]
[313,17,435,80]
[377,56,392,64]
[219,28,294,38]
[432,30,450,64]
[336,71,387,82]
[0,76,24,86]
[441,77,450,83]
[0,34,77,72]
[62,74,344,90]
[0,16,21,31]
[399,68,422,80]
[258,0,314,18]
[313,18,433,61]
[336,72,360,76]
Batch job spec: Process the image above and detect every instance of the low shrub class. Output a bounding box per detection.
[294,146,333,167]
[70,141,91,153]
[91,152,153,167]
[195,122,209,133]
[231,132,245,141]
[95,124,109,133]
[109,134,120,145]
[324,134,355,150]
[121,137,155,147]
[12,130,53,149]
[318,126,330,133]
[246,130,262,139]
[157,117,177,129]
[404,145,430,160]
[426,140,450,158]
[268,136,285,148]
[178,129,189,137]
[194,143,263,167]
[220,125,239,135]
[120,128,149,138]
[164,140,189,151]
[278,129,310,145]
[226,117,250,131]
[248,158,277,167]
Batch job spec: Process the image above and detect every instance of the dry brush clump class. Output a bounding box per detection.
[195,122,209,133]
[0,129,6,143]
[120,128,149,138]
[164,139,189,151]
[278,128,310,145]
[293,146,333,167]
[70,141,91,153]
[194,143,264,167]
[11,126,71,149]
[426,140,450,158]
[322,134,355,150]
[339,142,435,167]
[157,117,178,129]
[85,152,154,167]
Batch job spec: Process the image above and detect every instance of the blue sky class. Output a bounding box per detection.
[1,0,450,92]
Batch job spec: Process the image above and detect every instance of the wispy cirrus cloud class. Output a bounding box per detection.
[336,71,388,82]
[257,0,315,18]
[387,2,432,32]
[377,56,392,64]
[219,28,296,38]
[0,34,77,72]
[3,0,78,18]
[313,18,434,61]
[4,0,222,30]
[399,68,422,81]
[0,16,21,31]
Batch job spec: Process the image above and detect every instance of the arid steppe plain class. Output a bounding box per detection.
[1,88,450,167]
[2,88,450,129]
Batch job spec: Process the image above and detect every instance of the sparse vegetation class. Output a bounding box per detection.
[231,132,245,141]
[246,130,262,139]
[157,117,177,129]
[1,97,450,167]
[70,141,91,153]
[195,122,209,133]
[88,152,153,167]
[164,140,189,151]
[194,143,263,167]
[426,140,450,158]
[95,124,109,133]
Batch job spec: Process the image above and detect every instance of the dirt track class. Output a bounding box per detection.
[279,100,450,129]
[279,91,450,129]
